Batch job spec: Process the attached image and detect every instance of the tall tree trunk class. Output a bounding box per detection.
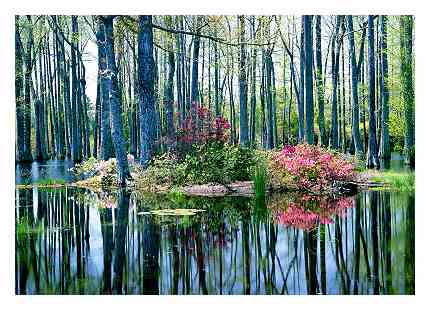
[96,18,114,160]
[298,18,305,143]
[315,15,326,146]
[37,45,48,160]
[164,16,176,149]
[304,15,314,144]
[103,16,132,185]
[250,16,257,145]
[265,50,274,149]
[238,15,249,146]
[138,15,156,166]
[346,15,364,156]
[379,15,390,160]
[400,16,415,165]
[53,16,66,159]
[93,80,101,158]
[190,16,202,103]
[71,16,81,161]
[16,16,27,162]
[366,16,380,168]
[330,16,342,150]
[23,16,34,162]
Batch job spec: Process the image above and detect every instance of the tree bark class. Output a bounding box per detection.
[103,16,132,185]
[379,15,390,160]
[400,16,415,165]
[366,16,380,168]
[238,15,249,146]
[315,16,326,146]
[138,15,156,167]
[304,15,314,144]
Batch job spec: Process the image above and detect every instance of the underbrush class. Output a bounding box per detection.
[135,142,258,191]
[370,170,415,192]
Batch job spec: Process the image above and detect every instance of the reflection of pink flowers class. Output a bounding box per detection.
[273,196,355,230]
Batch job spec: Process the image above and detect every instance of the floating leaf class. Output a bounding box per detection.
[138,208,206,216]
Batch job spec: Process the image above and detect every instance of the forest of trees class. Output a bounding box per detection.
[15,15,415,177]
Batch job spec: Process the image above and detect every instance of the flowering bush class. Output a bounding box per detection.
[271,195,355,230]
[270,143,356,193]
[176,103,230,157]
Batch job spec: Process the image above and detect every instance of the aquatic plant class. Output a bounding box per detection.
[253,163,267,200]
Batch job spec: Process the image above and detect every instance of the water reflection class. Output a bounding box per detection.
[16,160,76,185]
[15,188,415,295]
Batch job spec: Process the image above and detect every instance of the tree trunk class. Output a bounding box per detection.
[138,15,156,167]
[304,15,314,144]
[238,15,249,146]
[164,16,176,149]
[379,15,390,160]
[330,16,342,150]
[103,16,132,185]
[366,16,380,168]
[298,18,305,143]
[23,16,34,162]
[96,18,114,161]
[315,15,326,146]
[400,16,415,166]
[190,16,201,103]
[16,16,27,162]
[346,15,364,156]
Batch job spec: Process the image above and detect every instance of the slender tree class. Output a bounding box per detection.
[346,15,364,156]
[164,16,176,149]
[366,15,380,168]
[23,16,34,162]
[304,15,314,144]
[379,15,390,160]
[238,15,249,145]
[330,16,343,150]
[16,16,27,162]
[400,16,415,165]
[315,15,326,146]
[96,18,114,160]
[138,15,156,166]
[103,16,132,185]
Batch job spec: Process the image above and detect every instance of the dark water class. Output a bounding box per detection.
[15,160,76,185]
[15,186,415,295]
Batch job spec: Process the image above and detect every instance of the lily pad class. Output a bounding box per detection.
[138,209,205,216]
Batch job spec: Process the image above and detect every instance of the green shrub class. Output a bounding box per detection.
[175,142,257,185]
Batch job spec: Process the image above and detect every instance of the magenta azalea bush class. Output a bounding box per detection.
[176,103,230,156]
[270,143,356,193]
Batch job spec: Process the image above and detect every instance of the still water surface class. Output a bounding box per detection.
[15,186,414,295]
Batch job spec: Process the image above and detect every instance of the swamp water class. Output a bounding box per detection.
[15,160,415,295]
[15,187,414,295]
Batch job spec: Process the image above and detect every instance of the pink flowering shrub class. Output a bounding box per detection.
[270,143,356,193]
[176,102,230,156]
[271,195,355,230]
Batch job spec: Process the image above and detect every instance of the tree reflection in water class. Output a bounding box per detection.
[15,187,414,295]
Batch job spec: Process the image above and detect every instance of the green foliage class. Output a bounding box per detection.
[371,170,415,192]
[35,178,66,185]
[176,142,257,185]
[135,143,258,190]
[135,153,180,191]
[74,157,99,176]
